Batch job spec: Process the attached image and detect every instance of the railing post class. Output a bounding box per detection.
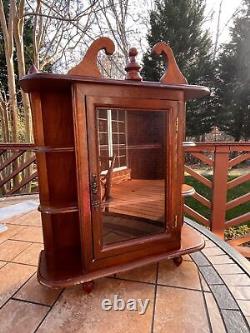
[211,146,229,239]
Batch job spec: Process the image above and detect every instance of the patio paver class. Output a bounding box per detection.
[0,204,249,333]
[0,299,49,333]
[14,274,62,306]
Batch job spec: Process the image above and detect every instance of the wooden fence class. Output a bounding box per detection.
[0,144,38,196]
[184,142,250,258]
[0,143,249,257]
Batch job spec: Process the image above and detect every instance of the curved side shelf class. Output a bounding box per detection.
[183,142,196,148]
[38,204,78,214]
[34,146,75,153]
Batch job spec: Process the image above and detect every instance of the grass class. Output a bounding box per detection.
[184,174,250,239]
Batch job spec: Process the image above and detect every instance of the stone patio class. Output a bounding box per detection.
[0,198,249,333]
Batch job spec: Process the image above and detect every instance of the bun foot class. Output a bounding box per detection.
[82,280,95,293]
[173,256,183,266]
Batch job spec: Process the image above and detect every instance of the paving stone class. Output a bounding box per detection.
[228,286,250,300]
[15,274,62,306]
[190,251,210,267]
[37,278,154,333]
[182,254,192,261]
[214,263,244,275]
[238,300,250,317]
[221,309,249,333]
[208,255,234,265]
[0,201,38,221]
[199,266,223,285]
[200,274,210,292]
[0,240,31,261]
[10,226,43,243]
[13,243,43,266]
[158,260,201,290]
[205,240,216,248]
[202,247,225,256]
[0,261,6,269]
[0,263,36,307]
[0,225,25,245]
[221,274,250,286]
[0,299,48,333]
[154,286,209,333]
[4,210,42,227]
[210,285,239,310]
[204,292,226,333]
[116,263,157,284]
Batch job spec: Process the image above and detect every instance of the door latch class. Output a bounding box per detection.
[90,174,100,209]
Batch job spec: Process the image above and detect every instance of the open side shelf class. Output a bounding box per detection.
[38,204,78,214]
[37,224,205,289]
[34,146,75,152]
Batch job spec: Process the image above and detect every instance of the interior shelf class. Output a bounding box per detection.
[34,146,75,152]
[38,203,78,214]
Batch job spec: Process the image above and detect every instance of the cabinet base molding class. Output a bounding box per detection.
[37,224,204,289]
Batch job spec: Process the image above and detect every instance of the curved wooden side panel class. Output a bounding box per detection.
[68,37,115,77]
[152,42,187,84]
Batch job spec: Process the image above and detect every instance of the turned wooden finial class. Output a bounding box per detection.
[125,48,142,81]
[28,65,39,74]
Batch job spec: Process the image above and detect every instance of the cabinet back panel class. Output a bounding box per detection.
[41,213,81,254]
[46,152,77,206]
[40,90,74,146]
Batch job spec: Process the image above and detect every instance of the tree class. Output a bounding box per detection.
[0,0,19,141]
[141,0,215,138]
[89,0,144,80]
[215,0,250,141]
[0,0,100,142]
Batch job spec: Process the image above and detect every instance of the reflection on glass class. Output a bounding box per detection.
[96,108,166,245]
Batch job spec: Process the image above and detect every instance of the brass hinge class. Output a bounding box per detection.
[174,215,178,228]
[176,118,179,133]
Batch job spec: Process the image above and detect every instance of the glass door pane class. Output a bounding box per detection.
[96,108,167,246]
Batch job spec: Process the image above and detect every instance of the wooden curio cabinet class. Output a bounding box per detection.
[20,38,210,290]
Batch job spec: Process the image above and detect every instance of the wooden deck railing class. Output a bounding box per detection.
[0,144,38,196]
[184,142,250,258]
[0,142,249,257]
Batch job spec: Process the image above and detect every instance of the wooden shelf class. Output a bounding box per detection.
[37,224,204,288]
[38,204,78,214]
[34,146,75,153]
[183,142,196,147]
[38,247,83,288]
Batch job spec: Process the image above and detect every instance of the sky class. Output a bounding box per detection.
[204,0,243,44]
[131,0,244,61]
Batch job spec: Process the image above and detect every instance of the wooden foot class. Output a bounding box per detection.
[82,280,95,293]
[173,256,183,266]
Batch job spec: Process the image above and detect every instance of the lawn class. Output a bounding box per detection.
[184,174,250,238]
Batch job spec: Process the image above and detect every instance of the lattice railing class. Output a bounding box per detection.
[0,142,249,257]
[0,144,38,196]
[184,143,250,258]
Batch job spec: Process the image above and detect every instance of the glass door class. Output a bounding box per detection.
[97,107,166,245]
[86,96,179,260]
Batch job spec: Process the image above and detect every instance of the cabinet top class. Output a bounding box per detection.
[20,37,210,101]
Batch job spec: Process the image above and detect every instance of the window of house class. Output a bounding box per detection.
[97,109,128,172]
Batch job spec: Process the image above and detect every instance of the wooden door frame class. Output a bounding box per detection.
[73,84,182,269]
